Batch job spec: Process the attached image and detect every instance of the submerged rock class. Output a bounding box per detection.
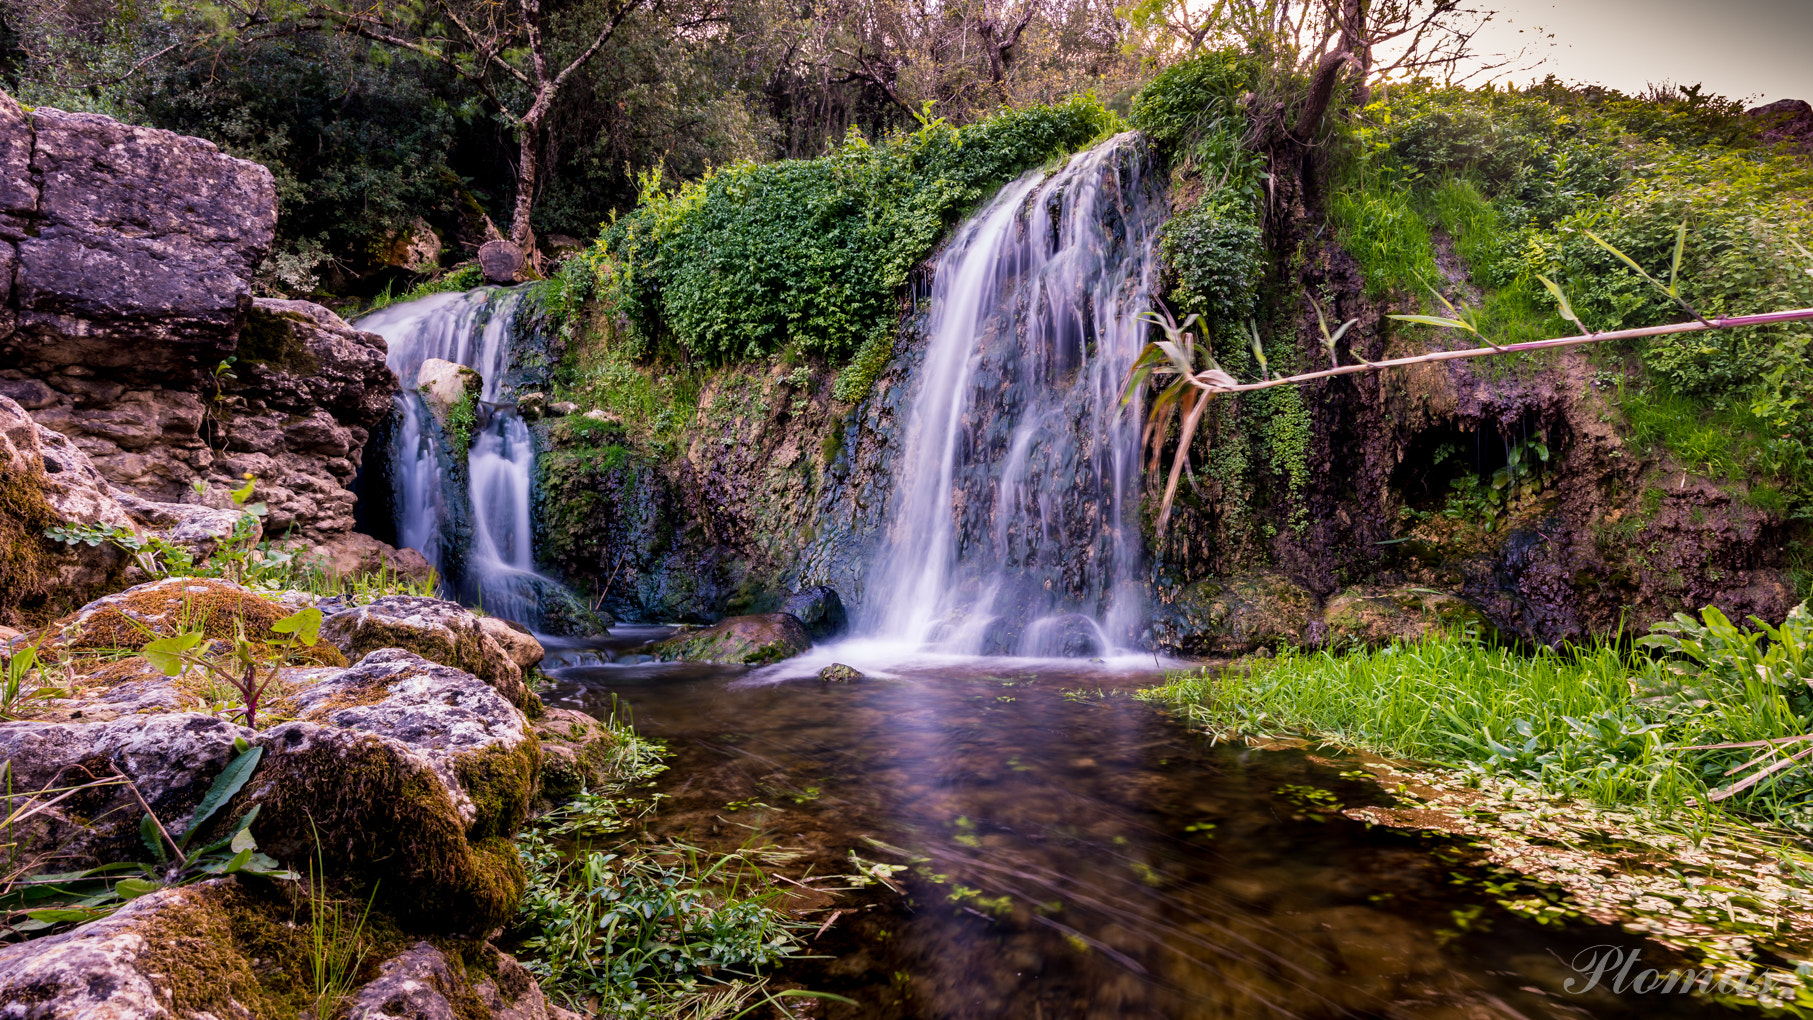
[817,662,865,682]
[651,613,810,665]
[1320,586,1495,647]
[319,594,534,711]
[782,585,848,640]
[1021,613,1106,658]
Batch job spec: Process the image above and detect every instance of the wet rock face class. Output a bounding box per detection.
[1321,586,1495,647]
[782,585,848,640]
[651,612,811,665]
[1149,573,1318,656]
[2,100,276,380]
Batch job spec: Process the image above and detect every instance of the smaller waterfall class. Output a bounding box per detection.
[860,132,1164,657]
[358,289,573,628]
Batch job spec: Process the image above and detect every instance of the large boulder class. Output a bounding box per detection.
[479,616,545,670]
[3,103,276,379]
[0,394,130,624]
[650,613,811,665]
[38,576,345,662]
[319,595,534,711]
[1150,572,1318,656]
[240,649,539,933]
[0,713,253,868]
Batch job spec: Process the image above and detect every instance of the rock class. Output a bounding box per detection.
[1020,613,1108,657]
[39,576,346,663]
[582,408,612,422]
[517,390,547,422]
[531,707,620,807]
[651,613,810,665]
[4,100,277,381]
[0,881,282,1019]
[0,713,253,867]
[242,648,539,932]
[288,530,437,585]
[544,233,583,252]
[1320,585,1495,648]
[419,357,481,414]
[0,624,22,644]
[546,401,577,417]
[1748,98,1813,152]
[374,216,443,273]
[1150,572,1317,656]
[0,394,131,625]
[343,942,579,1020]
[478,239,525,283]
[111,488,259,564]
[782,585,848,640]
[0,90,34,243]
[318,594,533,711]
[0,376,56,409]
[817,662,865,682]
[479,615,545,670]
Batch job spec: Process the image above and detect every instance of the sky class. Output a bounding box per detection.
[1453,0,1813,106]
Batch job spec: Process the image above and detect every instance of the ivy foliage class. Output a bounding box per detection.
[606,97,1121,364]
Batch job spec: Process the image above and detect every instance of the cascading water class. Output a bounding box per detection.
[357,288,560,627]
[861,132,1164,657]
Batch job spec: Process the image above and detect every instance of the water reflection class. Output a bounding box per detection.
[544,660,1734,1019]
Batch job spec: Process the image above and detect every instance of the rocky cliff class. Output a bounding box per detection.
[0,89,415,620]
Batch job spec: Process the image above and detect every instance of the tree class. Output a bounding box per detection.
[302,0,645,256]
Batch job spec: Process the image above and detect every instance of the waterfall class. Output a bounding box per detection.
[357,288,561,628]
[861,132,1163,657]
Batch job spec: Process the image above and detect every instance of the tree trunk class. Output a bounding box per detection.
[509,117,540,254]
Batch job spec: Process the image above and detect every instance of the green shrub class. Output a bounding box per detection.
[1161,196,1265,330]
[608,97,1119,365]
[1129,51,1252,164]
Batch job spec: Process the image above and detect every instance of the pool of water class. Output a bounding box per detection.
[544,655,1735,1019]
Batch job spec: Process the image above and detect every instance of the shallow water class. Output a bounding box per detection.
[545,656,1736,1019]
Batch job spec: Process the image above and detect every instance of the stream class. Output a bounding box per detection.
[545,657,1733,1019]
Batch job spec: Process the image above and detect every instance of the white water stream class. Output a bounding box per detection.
[856,132,1163,658]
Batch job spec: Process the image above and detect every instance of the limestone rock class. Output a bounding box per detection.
[1,394,129,624]
[343,943,580,1020]
[1150,572,1317,656]
[39,576,341,658]
[5,103,277,380]
[1320,585,1495,648]
[418,357,481,414]
[288,529,436,585]
[817,662,865,682]
[0,713,253,867]
[531,707,620,806]
[0,90,35,243]
[651,613,810,665]
[546,401,577,417]
[244,648,538,932]
[479,615,545,670]
[782,585,848,640]
[319,595,533,710]
[0,881,276,1020]
[111,488,259,564]
[1749,98,1813,152]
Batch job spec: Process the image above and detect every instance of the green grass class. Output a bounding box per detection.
[1142,625,1813,829]
[1328,182,1438,299]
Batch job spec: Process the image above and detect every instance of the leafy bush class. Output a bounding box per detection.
[1128,51,1252,164]
[1161,196,1265,331]
[609,97,1120,364]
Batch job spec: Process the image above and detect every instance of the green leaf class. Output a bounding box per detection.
[1535,275,1586,333]
[141,631,204,676]
[221,848,254,874]
[140,813,167,863]
[114,878,162,900]
[24,908,108,924]
[180,745,263,850]
[229,477,256,505]
[1387,314,1475,332]
[269,607,322,647]
[230,825,257,854]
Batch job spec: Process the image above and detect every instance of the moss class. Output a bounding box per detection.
[239,732,525,934]
[453,738,541,841]
[236,307,322,376]
[0,467,120,628]
[133,883,302,1019]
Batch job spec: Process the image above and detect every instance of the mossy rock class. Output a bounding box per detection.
[319,595,533,711]
[531,706,621,807]
[1150,572,1317,656]
[649,612,811,665]
[236,649,540,934]
[1320,586,1496,647]
[40,576,345,668]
